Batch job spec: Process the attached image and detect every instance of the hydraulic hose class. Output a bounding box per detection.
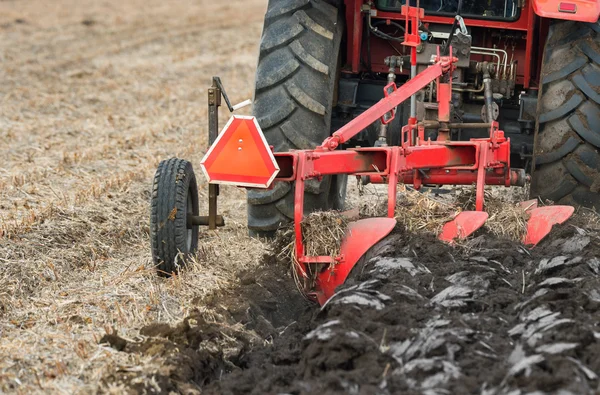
[443,0,463,55]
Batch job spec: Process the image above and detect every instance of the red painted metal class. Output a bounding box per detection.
[524,3,537,88]
[439,211,489,243]
[273,141,519,185]
[267,40,523,304]
[381,83,398,125]
[315,218,397,305]
[320,62,449,151]
[208,4,568,304]
[524,206,575,246]
[375,7,532,31]
[532,0,600,22]
[348,0,363,73]
[201,116,279,188]
[400,5,424,47]
[342,0,581,89]
[438,83,451,123]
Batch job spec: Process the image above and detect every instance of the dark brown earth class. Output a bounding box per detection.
[102,214,600,394]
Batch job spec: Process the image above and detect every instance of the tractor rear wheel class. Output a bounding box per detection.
[247,0,347,237]
[531,20,600,210]
[150,158,199,276]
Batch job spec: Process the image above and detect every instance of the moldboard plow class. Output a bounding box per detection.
[151,4,584,305]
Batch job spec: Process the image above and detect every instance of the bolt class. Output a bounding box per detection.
[238,147,242,151]
[238,139,243,143]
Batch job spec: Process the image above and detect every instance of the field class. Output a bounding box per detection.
[2,0,600,394]
[0,0,267,392]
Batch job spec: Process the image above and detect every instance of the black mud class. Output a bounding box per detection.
[103,216,600,394]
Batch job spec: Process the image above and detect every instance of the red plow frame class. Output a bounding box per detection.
[269,50,529,303]
[200,6,574,305]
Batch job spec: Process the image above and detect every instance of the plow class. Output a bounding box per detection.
[150,1,599,305]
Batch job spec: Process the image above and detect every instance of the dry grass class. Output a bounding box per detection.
[395,185,460,234]
[0,0,587,391]
[0,0,268,392]
[578,208,600,230]
[457,187,530,242]
[349,182,531,241]
[275,211,349,295]
[301,211,349,258]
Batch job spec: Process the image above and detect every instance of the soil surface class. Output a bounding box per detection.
[0,0,268,392]
[103,214,600,394]
[3,0,600,393]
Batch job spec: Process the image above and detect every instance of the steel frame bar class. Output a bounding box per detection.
[280,49,519,299]
[207,77,222,230]
[319,62,450,151]
[285,129,521,291]
[254,7,522,300]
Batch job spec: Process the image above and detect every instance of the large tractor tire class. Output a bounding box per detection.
[247,0,347,237]
[531,20,600,210]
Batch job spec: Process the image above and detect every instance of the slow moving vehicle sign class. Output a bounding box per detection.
[201,115,279,188]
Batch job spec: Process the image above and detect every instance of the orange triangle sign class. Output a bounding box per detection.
[201,116,279,188]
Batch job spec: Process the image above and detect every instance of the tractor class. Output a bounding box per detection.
[247,0,600,237]
[150,0,599,303]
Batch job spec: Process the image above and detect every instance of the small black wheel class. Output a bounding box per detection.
[150,158,199,276]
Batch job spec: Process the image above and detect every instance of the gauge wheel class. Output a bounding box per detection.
[150,158,200,276]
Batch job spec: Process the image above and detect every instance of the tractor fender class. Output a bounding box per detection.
[532,0,599,23]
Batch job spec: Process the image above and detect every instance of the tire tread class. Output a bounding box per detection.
[248,0,346,236]
[533,21,600,210]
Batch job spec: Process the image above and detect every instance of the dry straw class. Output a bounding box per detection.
[0,0,267,390]
[395,185,460,234]
[276,211,349,295]
[301,211,349,258]
[457,188,530,242]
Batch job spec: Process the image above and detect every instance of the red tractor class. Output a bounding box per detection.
[247,0,600,237]
[150,0,599,303]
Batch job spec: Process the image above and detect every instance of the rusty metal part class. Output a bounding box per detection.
[187,214,225,228]
[208,77,221,230]
[319,58,455,151]
[481,62,496,126]
[378,57,404,145]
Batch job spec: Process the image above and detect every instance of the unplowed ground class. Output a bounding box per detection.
[0,0,267,392]
[2,1,600,394]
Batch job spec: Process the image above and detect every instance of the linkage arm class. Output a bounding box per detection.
[319,62,447,151]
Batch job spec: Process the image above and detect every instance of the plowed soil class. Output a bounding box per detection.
[101,216,600,394]
[2,1,600,394]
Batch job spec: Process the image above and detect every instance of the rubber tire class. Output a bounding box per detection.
[247,0,347,237]
[531,20,600,210]
[150,158,199,276]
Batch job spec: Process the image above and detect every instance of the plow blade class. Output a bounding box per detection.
[315,218,396,305]
[439,211,489,243]
[523,206,575,247]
